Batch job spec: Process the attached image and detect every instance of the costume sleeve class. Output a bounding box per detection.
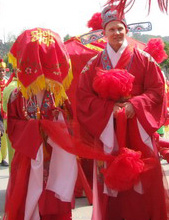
[3,80,17,113]
[129,52,167,135]
[76,55,115,138]
[7,90,43,159]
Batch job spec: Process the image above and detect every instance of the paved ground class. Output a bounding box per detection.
[0,160,169,220]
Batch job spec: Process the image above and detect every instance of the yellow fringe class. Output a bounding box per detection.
[18,75,70,107]
[62,59,73,91]
[45,78,68,106]
[18,75,46,99]
[8,52,17,68]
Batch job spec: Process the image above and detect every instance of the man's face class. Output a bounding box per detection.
[104,20,127,52]
[0,67,6,80]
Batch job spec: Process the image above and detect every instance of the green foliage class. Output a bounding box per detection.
[131,33,169,44]
[63,34,72,42]
[161,42,169,77]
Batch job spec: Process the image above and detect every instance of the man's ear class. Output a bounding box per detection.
[126,28,129,34]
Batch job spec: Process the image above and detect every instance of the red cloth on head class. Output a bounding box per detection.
[9,28,72,105]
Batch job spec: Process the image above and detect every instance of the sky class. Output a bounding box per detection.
[0,0,168,42]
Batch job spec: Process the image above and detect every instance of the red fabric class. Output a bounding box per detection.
[7,91,43,159]
[40,119,113,161]
[129,49,167,135]
[4,152,31,220]
[39,113,158,194]
[65,37,99,120]
[76,44,169,219]
[65,36,145,122]
[41,212,71,220]
[5,90,72,220]
[10,28,70,92]
[77,46,150,138]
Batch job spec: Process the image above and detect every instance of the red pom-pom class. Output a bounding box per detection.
[102,148,144,191]
[87,12,103,30]
[144,38,168,63]
[93,68,134,101]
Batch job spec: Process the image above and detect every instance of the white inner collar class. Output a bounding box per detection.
[107,39,128,68]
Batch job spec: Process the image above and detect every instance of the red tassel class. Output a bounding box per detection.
[106,0,168,16]
[102,148,144,191]
[144,38,168,64]
[87,12,102,30]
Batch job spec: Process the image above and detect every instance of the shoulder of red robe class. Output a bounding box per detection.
[136,48,158,65]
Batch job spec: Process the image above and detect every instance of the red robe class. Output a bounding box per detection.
[76,45,169,220]
[0,79,7,119]
[4,90,74,220]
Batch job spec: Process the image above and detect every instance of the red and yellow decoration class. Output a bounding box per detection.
[8,28,73,106]
[0,59,7,68]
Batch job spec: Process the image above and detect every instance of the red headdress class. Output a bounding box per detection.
[8,28,73,106]
[87,12,103,30]
[144,38,168,64]
[106,0,168,17]
[101,5,127,29]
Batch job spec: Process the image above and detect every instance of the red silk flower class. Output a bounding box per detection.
[87,12,103,30]
[102,148,144,191]
[93,68,135,101]
[144,38,168,64]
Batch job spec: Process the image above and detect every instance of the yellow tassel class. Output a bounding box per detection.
[8,52,17,68]
[45,79,68,106]
[62,59,73,91]
[18,75,46,99]
[85,44,104,52]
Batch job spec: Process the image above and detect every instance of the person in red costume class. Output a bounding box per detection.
[76,5,169,220]
[3,28,77,220]
[0,59,8,167]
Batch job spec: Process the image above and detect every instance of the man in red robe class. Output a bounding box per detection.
[3,28,77,220]
[76,5,169,220]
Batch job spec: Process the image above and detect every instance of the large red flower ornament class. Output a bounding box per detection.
[93,68,135,101]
